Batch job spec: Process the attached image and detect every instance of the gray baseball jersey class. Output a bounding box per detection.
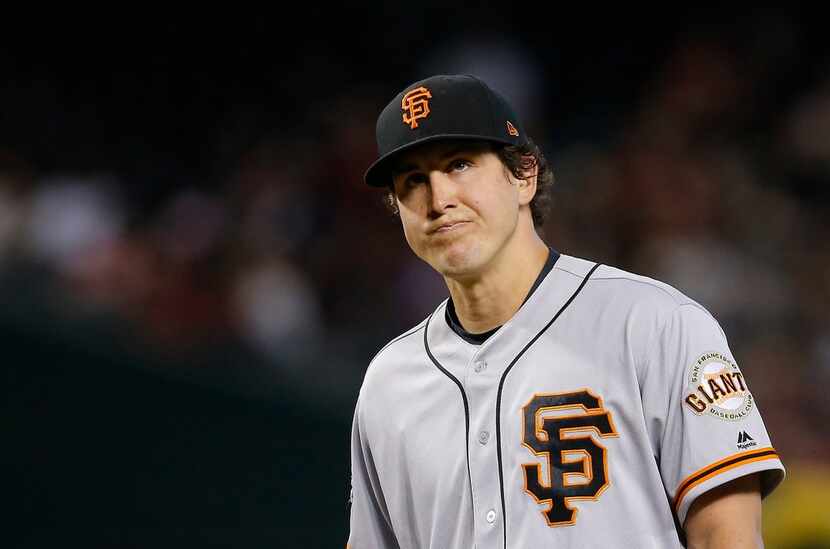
[348,253,784,548]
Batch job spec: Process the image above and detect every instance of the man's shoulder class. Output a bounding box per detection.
[557,253,703,313]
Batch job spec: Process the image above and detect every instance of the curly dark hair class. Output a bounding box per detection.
[383,138,554,228]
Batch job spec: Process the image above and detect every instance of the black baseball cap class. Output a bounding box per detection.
[364,74,529,187]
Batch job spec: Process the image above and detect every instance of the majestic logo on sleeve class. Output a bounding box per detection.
[521,390,618,527]
[401,86,432,129]
[684,352,754,421]
[737,430,757,450]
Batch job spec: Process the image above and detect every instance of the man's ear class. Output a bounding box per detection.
[514,156,539,207]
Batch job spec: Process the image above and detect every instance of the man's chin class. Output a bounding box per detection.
[429,246,484,280]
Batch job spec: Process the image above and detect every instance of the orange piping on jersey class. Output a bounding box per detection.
[673,446,780,514]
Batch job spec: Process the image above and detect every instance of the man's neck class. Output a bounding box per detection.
[445,237,550,335]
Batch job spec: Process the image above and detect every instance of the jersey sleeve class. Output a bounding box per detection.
[639,302,785,525]
[347,395,400,549]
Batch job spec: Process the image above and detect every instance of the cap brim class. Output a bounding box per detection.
[363,134,519,187]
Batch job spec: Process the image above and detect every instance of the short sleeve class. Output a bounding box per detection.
[347,396,399,549]
[640,302,785,525]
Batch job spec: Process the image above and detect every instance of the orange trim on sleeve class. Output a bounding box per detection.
[673,446,779,513]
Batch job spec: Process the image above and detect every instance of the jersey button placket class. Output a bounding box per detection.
[467,352,502,547]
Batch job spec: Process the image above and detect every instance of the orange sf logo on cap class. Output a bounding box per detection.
[402,86,432,129]
[506,120,519,137]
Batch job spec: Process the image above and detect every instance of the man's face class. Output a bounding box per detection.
[391,140,528,279]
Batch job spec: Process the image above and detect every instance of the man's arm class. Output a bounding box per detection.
[684,473,763,549]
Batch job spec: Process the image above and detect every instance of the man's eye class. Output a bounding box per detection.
[405,173,427,187]
[450,159,471,172]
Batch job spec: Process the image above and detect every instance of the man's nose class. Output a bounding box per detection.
[427,172,457,214]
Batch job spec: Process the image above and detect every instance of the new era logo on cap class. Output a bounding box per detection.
[364,74,529,187]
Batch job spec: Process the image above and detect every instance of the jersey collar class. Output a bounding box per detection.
[444,247,561,345]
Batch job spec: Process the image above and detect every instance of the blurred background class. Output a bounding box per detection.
[3,7,829,548]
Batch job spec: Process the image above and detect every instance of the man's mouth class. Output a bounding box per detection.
[434,221,469,233]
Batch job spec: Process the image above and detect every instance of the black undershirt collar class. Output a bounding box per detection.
[445,247,560,345]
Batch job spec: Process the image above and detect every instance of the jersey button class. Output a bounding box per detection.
[478,430,490,445]
[486,509,497,524]
[473,361,487,373]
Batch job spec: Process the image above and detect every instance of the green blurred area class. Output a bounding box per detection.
[4,313,350,548]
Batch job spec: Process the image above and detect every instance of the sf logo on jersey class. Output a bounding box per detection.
[521,390,618,526]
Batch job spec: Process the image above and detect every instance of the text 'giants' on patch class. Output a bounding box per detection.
[684,352,754,421]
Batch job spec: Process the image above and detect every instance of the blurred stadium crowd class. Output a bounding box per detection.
[3,11,829,548]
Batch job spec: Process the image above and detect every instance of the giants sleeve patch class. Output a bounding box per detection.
[683,351,754,421]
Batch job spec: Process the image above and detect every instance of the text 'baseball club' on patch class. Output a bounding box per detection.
[684,351,753,421]
[401,86,432,129]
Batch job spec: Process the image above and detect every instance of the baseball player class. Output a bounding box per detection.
[348,74,784,548]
